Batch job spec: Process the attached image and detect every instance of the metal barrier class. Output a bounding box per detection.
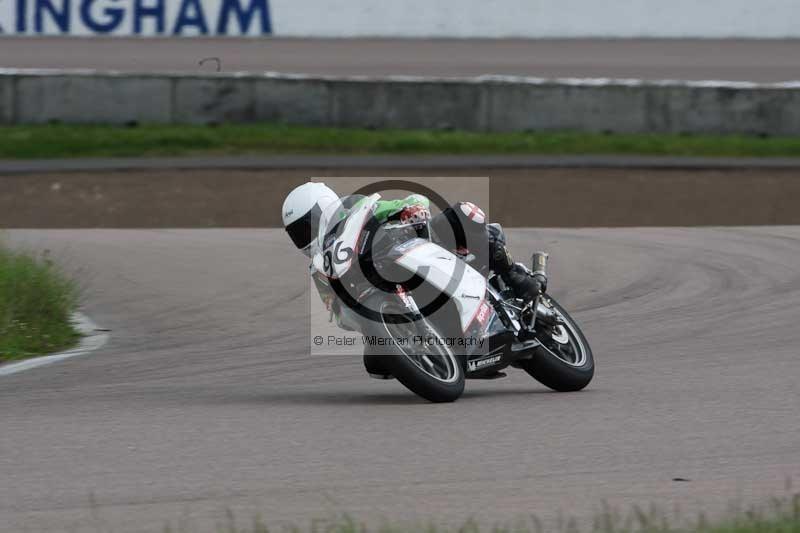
[2,69,800,135]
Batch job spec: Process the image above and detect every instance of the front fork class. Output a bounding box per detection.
[395,285,441,341]
[395,284,418,314]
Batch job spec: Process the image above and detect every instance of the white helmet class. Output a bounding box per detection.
[282,182,339,256]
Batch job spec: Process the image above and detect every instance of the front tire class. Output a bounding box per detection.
[362,295,465,403]
[521,295,594,392]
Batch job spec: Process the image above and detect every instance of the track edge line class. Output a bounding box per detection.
[0,312,110,377]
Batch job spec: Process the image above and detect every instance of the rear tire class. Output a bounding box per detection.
[521,296,594,392]
[361,294,465,403]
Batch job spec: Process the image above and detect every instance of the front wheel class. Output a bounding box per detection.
[521,295,594,392]
[362,295,464,403]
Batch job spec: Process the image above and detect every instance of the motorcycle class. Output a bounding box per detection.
[314,193,594,403]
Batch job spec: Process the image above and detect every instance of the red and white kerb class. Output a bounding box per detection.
[459,202,485,224]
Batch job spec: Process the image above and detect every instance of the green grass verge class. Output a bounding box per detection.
[0,243,80,362]
[1,124,800,159]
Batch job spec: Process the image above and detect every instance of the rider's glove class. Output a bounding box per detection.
[398,205,431,228]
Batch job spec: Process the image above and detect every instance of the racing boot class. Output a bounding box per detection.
[503,262,546,302]
[490,234,547,302]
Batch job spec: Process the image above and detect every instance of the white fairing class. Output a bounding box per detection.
[395,242,486,332]
[317,194,378,279]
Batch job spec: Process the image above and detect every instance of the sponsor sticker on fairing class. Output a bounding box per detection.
[467,354,502,372]
[393,239,423,253]
[475,301,492,326]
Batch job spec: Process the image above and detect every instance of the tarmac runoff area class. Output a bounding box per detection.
[3,165,800,228]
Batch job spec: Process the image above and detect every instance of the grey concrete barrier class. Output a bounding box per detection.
[2,69,800,135]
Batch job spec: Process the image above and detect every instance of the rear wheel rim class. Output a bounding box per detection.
[380,302,460,383]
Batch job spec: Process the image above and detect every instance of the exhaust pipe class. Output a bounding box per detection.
[530,251,560,326]
[531,251,549,294]
[531,251,549,279]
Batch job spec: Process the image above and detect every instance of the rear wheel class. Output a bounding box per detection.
[362,295,464,403]
[520,295,594,392]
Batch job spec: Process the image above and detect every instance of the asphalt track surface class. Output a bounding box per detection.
[2,227,799,532]
[3,38,800,81]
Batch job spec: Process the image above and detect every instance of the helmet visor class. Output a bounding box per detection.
[285,204,321,253]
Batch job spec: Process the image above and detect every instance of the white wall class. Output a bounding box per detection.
[2,0,800,38]
[271,0,800,38]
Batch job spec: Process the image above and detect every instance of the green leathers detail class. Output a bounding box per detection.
[372,195,430,223]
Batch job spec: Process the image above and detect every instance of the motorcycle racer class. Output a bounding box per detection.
[282,181,546,324]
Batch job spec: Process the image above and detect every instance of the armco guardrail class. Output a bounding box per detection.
[2,70,800,135]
